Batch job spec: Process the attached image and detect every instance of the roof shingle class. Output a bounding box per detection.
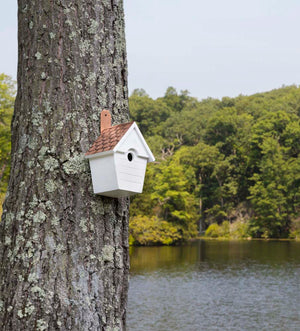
[85,122,133,156]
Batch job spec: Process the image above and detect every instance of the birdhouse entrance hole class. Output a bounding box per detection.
[127,152,133,162]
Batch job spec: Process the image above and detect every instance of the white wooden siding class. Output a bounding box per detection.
[89,154,118,194]
[116,127,150,159]
[115,152,147,193]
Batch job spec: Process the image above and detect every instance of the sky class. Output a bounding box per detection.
[0,0,300,100]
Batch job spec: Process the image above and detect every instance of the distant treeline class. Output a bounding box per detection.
[0,75,299,244]
[129,86,300,244]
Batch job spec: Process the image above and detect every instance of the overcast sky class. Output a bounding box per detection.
[1,0,300,99]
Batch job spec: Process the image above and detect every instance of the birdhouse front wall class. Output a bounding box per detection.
[115,151,147,194]
[88,151,147,197]
[116,126,152,159]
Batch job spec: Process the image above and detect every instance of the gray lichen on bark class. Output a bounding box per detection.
[0,0,130,329]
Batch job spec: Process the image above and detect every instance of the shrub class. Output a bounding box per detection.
[205,223,222,238]
[129,215,182,245]
[289,217,300,240]
[230,220,250,239]
[205,220,250,239]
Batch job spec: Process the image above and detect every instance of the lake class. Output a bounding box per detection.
[127,240,300,330]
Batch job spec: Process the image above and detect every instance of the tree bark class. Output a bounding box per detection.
[0,0,130,329]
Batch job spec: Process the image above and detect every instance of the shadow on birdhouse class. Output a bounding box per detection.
[85,110,155,198]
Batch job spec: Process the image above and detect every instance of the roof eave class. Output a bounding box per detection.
[85,149,114,160]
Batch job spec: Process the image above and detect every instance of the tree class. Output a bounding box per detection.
[129,93,170,136]
[0,1,130,330]
[151,157,198,239]
[130,88,148,97]
[159,87,190,112]
[248,116,300,238]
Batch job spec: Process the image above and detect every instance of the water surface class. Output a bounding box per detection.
[128,240,300,330]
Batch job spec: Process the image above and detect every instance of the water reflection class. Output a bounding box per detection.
[128,240,300,330]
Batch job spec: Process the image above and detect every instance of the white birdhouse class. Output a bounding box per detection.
[85,110,155,197]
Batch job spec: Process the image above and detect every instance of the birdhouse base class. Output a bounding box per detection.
[97,189,141,198]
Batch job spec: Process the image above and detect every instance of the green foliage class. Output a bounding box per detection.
[159,87,190,113]
[151,158,198,239]
[205,220,250,239]
[129,215,182,245]
[204,221,231,238]
[0,74,15,193]
[129,85,300,243]
[205,223,224,238]
[289,218,300,240]
[230,220,251,239]
[129,93,171,136]
[248,112,300,238]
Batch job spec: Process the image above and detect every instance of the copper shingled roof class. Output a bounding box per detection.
[85,122,134,156]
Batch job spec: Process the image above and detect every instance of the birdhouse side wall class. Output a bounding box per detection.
[115,152,147,193]
[89,154,118,194]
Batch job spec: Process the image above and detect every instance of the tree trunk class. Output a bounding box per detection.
[0,0,130,329]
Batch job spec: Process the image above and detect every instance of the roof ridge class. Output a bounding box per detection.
[101,121,134,133]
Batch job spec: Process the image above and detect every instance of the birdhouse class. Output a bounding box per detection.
[85,110,155,197]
